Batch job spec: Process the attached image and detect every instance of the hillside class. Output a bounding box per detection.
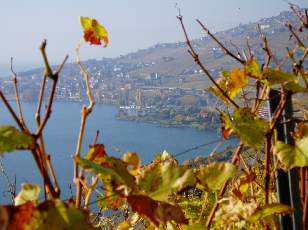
[0,9,307,102]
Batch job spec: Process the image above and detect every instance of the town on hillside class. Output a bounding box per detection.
[0,10,306,129]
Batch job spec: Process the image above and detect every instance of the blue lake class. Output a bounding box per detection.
[0,102,236,203]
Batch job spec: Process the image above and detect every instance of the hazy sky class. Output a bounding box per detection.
[0,0,307,75]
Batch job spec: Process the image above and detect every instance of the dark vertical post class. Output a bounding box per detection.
[268,89,302,230]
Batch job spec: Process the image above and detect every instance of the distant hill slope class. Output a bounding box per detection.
[110,10,305,77]
[4,9,307,94]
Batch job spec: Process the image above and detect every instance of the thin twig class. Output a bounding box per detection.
[84,176,99,210]
[0,91,24,130]
[230,40,244,61]
[10,57,26,130]
[196,19,245,64]
[36,53,69,137]
[177,15,239,108]
[74,43,95,208]
[264,90,288,205]
[257,24,272,68]
[287,23,305,48]
[46,154,60,195]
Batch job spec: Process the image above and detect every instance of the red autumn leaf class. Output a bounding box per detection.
[127,195,188,226]
[3,201,36,230]
[80,16,109,47]
[85,144,107,164]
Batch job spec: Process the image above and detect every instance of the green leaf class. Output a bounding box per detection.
[15,183,40,206]
[2,199,92,229]
[248,203,293,223]
[196,162,237,191]
[263,68,297,86]
[232,108,268,150]
[284,81,306,93]
[29,199,92,229]
[245,59,262,79]
[75,157,136,191]
[0,125,33,154]
[273,137,308,169]
[137,158,196,202]
[183,223,204,230]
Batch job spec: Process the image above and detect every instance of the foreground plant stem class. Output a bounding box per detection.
[206,143,244,228]
[264,90,288,205]
[74,43,95,208]
[1,40,68,199]
[177,15,239,109]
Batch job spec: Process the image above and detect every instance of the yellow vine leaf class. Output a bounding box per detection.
[14,183,40,206]
[196,162,238,191]
[80,16,108,47]
[209,68,248,104]
[228,68,248,99]
[221,108,268,150]
[244,59,263,79]
[248,203,294,223]
[273,136,308,169]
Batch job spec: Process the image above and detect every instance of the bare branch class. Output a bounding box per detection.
[287,23,305,48]
[177,16,239,108]
[74,43,96,208]
[257,24,272,68]
[10,57,26,129]
[196,19,245,64]
[0,91,24,130]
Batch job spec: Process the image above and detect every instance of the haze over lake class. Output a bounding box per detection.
[0,102,236,203]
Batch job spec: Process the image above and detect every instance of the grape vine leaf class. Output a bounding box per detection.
[1,200,92,229]
[0,125,33,154]
[196,162,237,191]
[228,68,248,99]
[209,68,248,103]
[245,59,263,79]
[293,122,308,139]
[248,203,294,223]
[80,16,108,46]
[127,195,188,226]
[97,182,125,210]
[263,68,297,86]
[220,112,233,139]
[273,137,308,169]
[214,198,258,228]
[222,108,268,150]
[184,223,206,230]
[284,81,306,93]
[137,158,196,202]
[15,183,40,206]
[117,221,131,230]
[75,157,136,191]
[28,199,92,229]
[122,152,140,175]
[85,144,107,164]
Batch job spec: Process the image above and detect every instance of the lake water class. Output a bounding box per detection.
[0,102,236,203]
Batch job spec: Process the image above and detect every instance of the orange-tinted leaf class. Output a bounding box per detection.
[123,152,140,170]
[5,201,36,230]
[80,16,108,47]
[220,112,233,139]
[293,122,308,139]
[85,144,107,164]
[228,68,248,99]
[127,195,188,226]
[209,68,248,104]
